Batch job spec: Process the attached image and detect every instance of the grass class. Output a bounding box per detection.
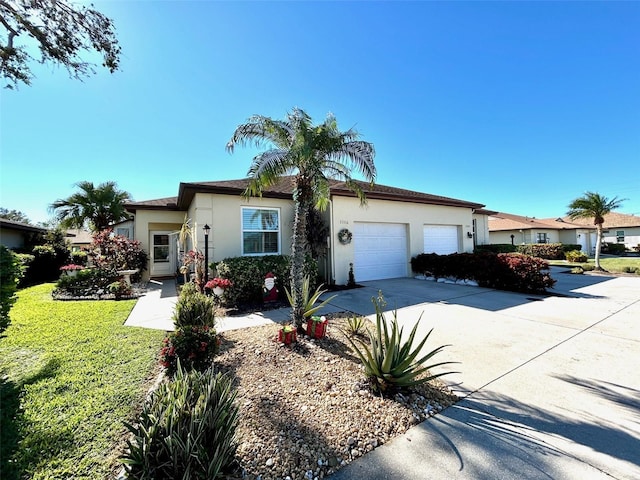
[0,284,166,480]
[549,256,640,273]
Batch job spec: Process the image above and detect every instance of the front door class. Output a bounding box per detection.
[150,231,175,277]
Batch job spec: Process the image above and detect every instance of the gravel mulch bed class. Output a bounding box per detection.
[216,317,458,480]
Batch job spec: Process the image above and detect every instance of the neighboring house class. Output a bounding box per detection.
[559,212,640,251]
[65,228,93,251]
[0,218,46,250]
[125,177,489,284]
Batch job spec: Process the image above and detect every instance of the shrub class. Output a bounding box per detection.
[21,230,71,285]
[172,292,216,328]
[474,244,517,254]
[571,267,584,274]
[122,366,238,479]
[107,280,132,299]
[71,250,88,266]
[582,264,595,271]
[0,246,21,335]
[561,244,582,253]
[565,250,588,263]
[344,294,456,393]
[602,242,626,255]
[411,252,555,293]
[159,325,219,376]
[622,266,637,274]
[515,243,565,260]
[54,268,119,297]
[179,281,200,298]
[482,253,556,293]
[90,229,148,281]
[214,254,318,308]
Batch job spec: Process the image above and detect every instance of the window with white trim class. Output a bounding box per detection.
[616,230,625,243]
[241,207,280,255]
[537,232,548,244]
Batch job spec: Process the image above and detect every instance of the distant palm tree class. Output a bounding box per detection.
[227,108,376,327]
[567,192,625,270]
[50,181,132,232]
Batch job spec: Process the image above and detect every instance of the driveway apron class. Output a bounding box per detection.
[326,271,640,479]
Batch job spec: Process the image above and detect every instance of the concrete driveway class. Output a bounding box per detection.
[326,268,640,479]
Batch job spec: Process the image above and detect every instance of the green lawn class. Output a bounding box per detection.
[0,284,166,480]
[549,256,640,273]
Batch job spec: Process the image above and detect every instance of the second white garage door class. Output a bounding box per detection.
[354,222,407,281]
[423,225,459,255]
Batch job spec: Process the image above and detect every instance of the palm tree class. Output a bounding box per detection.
[50,181,132,232]
[567,192,625,270]
[227,108,376,327]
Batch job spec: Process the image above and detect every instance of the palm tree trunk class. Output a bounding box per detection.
[594,224,603,270]
[291,179,311,328]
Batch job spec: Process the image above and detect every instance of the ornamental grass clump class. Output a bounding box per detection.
[122,365,238,479]
[173,291,216,328]
[345,294,456,393]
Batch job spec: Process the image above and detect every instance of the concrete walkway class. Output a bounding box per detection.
[124,269,640,479]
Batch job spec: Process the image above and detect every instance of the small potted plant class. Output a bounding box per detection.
[306,315,328,339]
[278,324,297,345]
[205,277,233,296]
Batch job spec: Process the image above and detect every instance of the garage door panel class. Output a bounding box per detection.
[354,222,407,281]
[423,225,459,255]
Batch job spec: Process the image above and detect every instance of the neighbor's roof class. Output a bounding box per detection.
[0,218,46,234]
[560,212,640,229]
[124,196,179,212]
[175,177,485,210]
[488,212,588,232]
[65,229,93,244]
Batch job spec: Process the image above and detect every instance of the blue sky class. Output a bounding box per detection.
[1,0,638,225]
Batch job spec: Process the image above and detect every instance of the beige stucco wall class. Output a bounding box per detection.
[603,227,640,250]
[490,229,563,245]
[0,229,24,249]
[188,193,296,267]
[132,209,186,280]
[472,213,491,246]
[329,196,475,284]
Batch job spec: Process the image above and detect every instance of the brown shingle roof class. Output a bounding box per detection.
[124,196,179,212]
[177,177,485,210]
[0,218,46,234]
[488,212,587,232]
[560,212,640,229]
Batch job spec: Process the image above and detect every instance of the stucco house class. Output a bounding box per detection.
[0,218,46,250]
[124,177,491,284]
[488,211,640,253]
[559,212,640,251]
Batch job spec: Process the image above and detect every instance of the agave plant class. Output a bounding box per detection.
[345,315,368,337]
[344,294,456,393]
[285,276,337,319]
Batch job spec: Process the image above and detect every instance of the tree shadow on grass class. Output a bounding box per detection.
[0,357,61,480]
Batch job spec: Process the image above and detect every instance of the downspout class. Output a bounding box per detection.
[328,198,335,285]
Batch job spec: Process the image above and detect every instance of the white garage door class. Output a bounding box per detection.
[423,225,459,255]
[354,222,407,281]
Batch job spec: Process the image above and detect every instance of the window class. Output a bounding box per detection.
[116,227,130,238]
[616,230,625,243]
[242,207,280,255]
[537,233,548,244]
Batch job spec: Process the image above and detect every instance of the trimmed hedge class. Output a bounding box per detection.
[602,243,626,255]
[213,254,318,308]
[474,244,517,254]
[515,243,565,260]
[411,252,556,293]
[0,246,21,335]
[565,250,588,263]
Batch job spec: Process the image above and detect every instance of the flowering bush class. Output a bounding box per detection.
[107,280,132,299]
[205,277,233,289]
[182,250,205,291]
[60,264,85,271]
[90,229,148,280]
[159,325,219,376]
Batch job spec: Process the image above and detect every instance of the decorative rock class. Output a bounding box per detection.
[347,436,356,445]
[265,458,274,467]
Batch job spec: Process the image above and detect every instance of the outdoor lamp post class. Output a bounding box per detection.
[203,224,211,283]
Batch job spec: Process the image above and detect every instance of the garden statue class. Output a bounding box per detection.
[263,272,278,304]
